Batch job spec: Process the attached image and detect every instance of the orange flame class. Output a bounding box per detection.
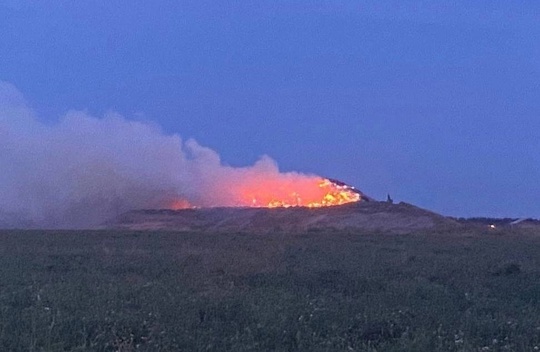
[170,199,194,210]
[251,178,361,208]
[168,178,362,209]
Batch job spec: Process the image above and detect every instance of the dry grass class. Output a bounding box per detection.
[1,228,540,351]
[113,202,457,234]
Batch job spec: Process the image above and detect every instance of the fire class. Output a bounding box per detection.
[170,199,194,210]
[168,177,363,209]
[261,178,361,208]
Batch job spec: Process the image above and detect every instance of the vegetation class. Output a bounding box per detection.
[1,228,540,351]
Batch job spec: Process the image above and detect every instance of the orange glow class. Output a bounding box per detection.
[170,199,193,210]
[169,177,362,209]
[253,178,361,208]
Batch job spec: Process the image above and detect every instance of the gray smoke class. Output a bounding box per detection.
[0,82,309,228]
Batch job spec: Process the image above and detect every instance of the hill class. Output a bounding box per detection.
[111,201,458,234]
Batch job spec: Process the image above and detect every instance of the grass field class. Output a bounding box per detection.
[1,228,540,351]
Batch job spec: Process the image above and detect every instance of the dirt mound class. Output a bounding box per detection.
[111,202,458,234]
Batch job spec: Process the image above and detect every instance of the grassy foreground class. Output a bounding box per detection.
[1,229,540,351]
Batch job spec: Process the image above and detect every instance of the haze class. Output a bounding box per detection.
[1,1,539,218]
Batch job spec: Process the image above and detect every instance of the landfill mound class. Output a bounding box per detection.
[111,201,458,234]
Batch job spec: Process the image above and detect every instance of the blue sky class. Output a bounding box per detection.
[1,1,539,217]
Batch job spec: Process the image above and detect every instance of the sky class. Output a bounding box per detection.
[1,0,539,218]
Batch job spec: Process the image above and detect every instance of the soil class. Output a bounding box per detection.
[111,201,459,234]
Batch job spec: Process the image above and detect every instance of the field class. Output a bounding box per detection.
[1,228,540,351]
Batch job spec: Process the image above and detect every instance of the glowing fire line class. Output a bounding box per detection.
[170,178,361,210]
[261,179,360,208]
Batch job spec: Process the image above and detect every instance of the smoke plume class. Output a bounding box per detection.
[0,82,332,228]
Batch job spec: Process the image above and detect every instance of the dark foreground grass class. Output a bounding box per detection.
[1,229,540,351]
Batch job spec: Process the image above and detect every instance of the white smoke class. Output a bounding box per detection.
[0,81,302,228]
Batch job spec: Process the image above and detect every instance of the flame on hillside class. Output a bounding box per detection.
[0,82,372,228]
[170,178,363,210]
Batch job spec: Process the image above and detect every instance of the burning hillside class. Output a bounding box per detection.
[0,82,371,229]
[170,177,369,210]
[113,201,458,234]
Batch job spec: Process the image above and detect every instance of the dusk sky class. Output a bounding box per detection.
[1,1,539,218]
